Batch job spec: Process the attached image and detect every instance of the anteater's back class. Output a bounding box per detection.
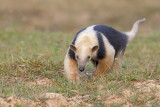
[94,25,128,57]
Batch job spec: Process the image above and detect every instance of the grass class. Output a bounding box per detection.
[0,29,160,106]
[0,0,160,32]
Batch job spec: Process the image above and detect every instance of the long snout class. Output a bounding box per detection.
[79,66,85,72]
[77,58,89,72]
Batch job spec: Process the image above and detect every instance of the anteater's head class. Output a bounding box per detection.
[70,44,98,72]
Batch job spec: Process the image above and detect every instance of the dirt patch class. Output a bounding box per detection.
[0,93,93,107]
[36,93,92,107]
[3,77,54,86]
[0,96,36,107]
[104,95,127,106]
[37,93,70,107]
[0,80,159,107]
[27,78,54,86]
[103,80,160,106]
[67,95,92,106]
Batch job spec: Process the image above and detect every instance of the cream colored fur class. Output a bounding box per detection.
[124,18,146,42]
[64,53,80,81]
[93,33,115,76]
[64,26,116,81]
[64,18,146,82]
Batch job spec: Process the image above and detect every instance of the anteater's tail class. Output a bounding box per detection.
[124,18,146,43]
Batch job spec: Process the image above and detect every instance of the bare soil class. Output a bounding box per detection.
[0,80,159,107]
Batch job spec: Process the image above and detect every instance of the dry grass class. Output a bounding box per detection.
[0,0,160,32]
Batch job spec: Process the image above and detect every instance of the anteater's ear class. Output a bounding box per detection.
[70,44,77,52]
[92,45,99,52]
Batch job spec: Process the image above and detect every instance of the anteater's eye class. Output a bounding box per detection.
[87,56,91,59]
[76,56,79,59]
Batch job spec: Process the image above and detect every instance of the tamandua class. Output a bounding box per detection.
[64,18,146,81]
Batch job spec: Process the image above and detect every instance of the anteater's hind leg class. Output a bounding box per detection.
[64,54,79,82]
[111,51,123,72]
[93,54,114,76]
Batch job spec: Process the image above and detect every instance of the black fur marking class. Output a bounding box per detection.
[94,25,127,57]
[68,28,86,59]
[91,59,99,67]
[96,32,106,59]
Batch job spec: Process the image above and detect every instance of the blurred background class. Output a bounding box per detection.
[0,0,159,33]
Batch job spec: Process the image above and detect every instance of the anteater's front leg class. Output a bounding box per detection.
[64,54,79,82]
[93,55,114,76]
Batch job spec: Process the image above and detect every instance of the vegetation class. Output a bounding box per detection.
[0,0,159,106]
[0,30,159,106]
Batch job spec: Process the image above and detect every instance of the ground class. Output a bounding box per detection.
[0,79,160,107]
[0,0,159,106]
[0,30,159,107]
